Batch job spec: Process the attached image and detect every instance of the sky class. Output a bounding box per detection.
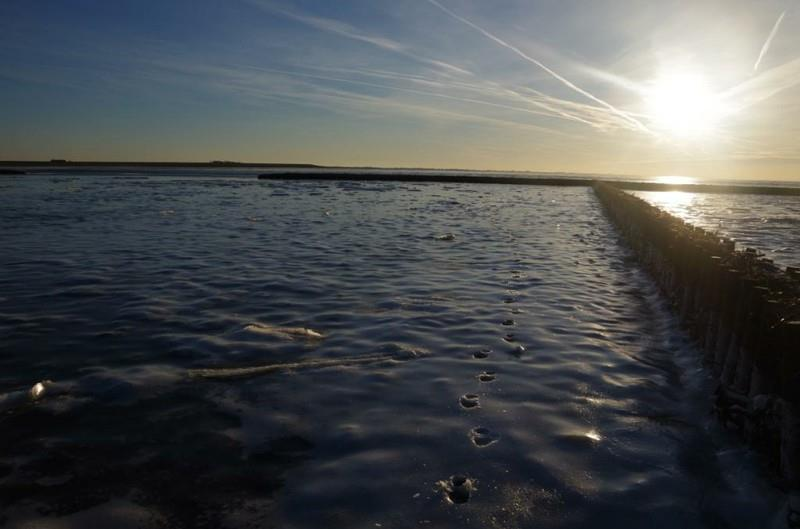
[1,0,799,180]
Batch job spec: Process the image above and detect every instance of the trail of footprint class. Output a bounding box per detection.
[442,263,520,500]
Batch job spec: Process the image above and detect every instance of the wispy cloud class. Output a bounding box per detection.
[725,56,800,109]
[243,0,471,76]
[423,0,651,134]
[43,0,647,137]
[248,0,651,134]
[284,63,645,132]
[754,11,786,72]
[238,64,584,135]
[133,55,590,141]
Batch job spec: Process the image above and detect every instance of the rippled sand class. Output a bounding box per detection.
[632,190,800,269]
[0,175,785,528]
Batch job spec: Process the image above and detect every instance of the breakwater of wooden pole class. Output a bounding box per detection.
[594,182,800,507]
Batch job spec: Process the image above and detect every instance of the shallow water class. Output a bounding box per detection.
[0,174,786,528]
[632,191,800,269]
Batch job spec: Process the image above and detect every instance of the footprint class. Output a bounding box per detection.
[473,349,490,359]
[436,475,477,504]
[478,371,496,383]
[469,427,500,447]
[459,394,480,409]
[501,319,515,326]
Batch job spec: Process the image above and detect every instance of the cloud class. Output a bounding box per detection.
[273,62,645,132]
[725,56,800,109]
[239,64,583,134]
[754,11,786,72]
[132,56,587,140]
[283,60,649,133]
[243,0,471,76]
[423,0,650,133]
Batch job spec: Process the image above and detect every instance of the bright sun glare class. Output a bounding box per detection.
[645,73,730,140]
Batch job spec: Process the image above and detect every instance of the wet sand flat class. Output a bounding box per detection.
[0,174,785,528]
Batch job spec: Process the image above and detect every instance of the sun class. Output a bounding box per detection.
[645,73,730,140]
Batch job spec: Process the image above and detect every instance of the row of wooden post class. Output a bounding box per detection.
[593,183,800,496]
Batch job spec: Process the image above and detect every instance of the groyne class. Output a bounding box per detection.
[594,183,800,503]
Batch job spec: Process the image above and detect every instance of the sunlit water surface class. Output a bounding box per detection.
[632,191,800,269]
[0,174,786,528]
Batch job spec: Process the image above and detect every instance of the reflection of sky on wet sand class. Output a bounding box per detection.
[0,172,784,526]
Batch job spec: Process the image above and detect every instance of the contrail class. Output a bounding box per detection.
[241,64,577,133]
[423,0,650,133]
[754,11,786,72]
[245,0,472,76]
[313,65,643,131]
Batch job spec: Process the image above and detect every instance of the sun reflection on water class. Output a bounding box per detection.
[656,191,694,210]
[654,175,696,186]
[636,188,702,225]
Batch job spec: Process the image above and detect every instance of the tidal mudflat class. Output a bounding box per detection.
[0,174,786,528]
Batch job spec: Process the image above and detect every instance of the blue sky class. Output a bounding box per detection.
[1,0,799,179]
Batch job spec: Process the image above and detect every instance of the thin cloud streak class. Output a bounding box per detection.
[239,64,579,136]
[725,56,800,110]
[104,1,647,136]
[244,0,472,76]
[423,0,651,133]
[514,86,642,131]
[283,63,642,132]
[139,57,585,139]
[754,11,786,72]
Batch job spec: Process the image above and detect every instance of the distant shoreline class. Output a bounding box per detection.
[0,161,324,168]
[0,160,624,179]
[3,161,799,195]
[259,172,800,196]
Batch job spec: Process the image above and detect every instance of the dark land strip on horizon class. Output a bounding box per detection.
[0,161,322,170]
[2,161,799,195]
[259,172,800,196]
